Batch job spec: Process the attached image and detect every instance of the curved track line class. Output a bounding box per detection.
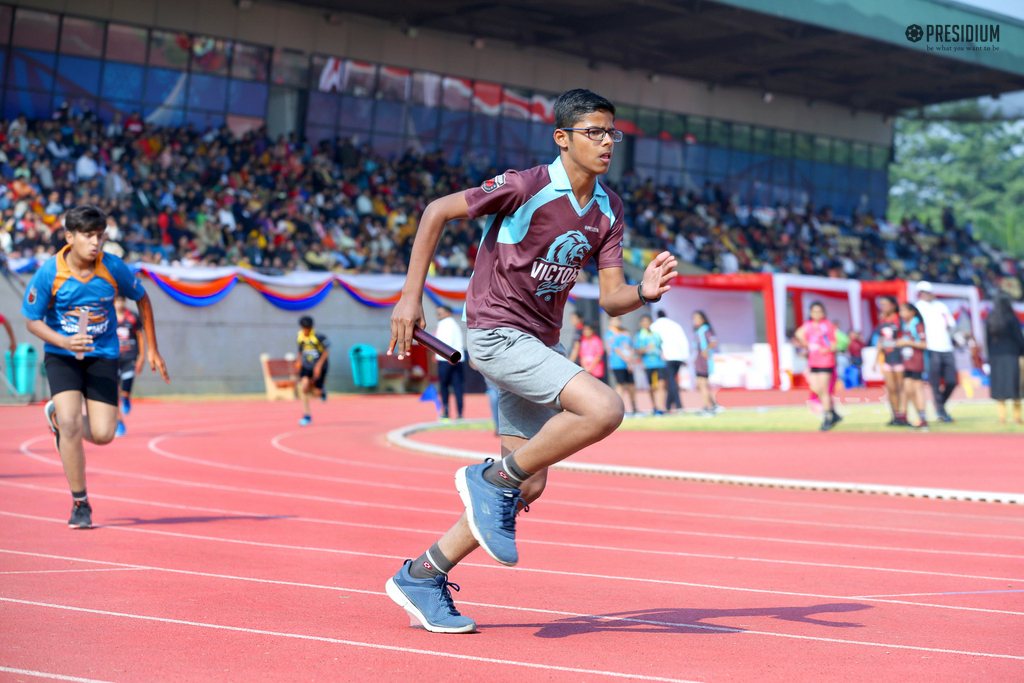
[6,480,1021,584]
[388,420,1024,504]
[0,666,116,683]
[270,429,452,474]
[5,510,1023,618]
[4,550,1022,661]
[20,436,1024,560]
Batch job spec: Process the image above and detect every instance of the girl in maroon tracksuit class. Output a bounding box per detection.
[896,302,928,429]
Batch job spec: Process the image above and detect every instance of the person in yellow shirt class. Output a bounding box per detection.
[295,316,330,426]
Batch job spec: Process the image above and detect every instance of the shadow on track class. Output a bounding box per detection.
[485,603,872,638]
[103,515,295,526]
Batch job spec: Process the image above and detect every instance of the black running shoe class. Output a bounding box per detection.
[69,500,93,529]
[820,413,834,431]
[830,412,843,428]
[44,400,60,454]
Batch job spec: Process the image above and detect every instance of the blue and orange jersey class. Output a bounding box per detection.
[21,246,146,359]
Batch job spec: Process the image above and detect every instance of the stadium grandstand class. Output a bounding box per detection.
[1,0,1023,298]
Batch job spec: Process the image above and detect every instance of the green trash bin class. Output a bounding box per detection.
[349,344,379,388]
[5,343,38,396]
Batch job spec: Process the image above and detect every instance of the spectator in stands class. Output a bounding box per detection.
[985,293,1024,424]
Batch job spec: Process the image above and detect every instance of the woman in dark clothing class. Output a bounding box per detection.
[985,293,1024,424]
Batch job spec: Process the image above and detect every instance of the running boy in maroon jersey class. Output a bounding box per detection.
[385,89,679,633]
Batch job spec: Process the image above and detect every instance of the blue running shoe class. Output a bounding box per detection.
[455,462,523,566]
[122,396,131,415]
[385,560,476,634]
[298,415,311,426]
[115,421,126,438]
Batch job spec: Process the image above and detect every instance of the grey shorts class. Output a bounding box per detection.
[467,327,584,439]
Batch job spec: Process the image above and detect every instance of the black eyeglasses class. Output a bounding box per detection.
[559,127,624,142]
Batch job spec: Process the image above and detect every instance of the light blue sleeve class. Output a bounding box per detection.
[109,256,147,301]
[20,262,55,320]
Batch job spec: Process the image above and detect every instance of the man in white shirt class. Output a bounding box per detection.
[651,310,690,412]
[434,305,465,420]
[914,281,958,421]
[75,150,99,181]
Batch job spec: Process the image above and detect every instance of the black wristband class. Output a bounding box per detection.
[638,282,661,305]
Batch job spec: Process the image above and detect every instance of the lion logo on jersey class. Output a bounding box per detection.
[532,230,592,298]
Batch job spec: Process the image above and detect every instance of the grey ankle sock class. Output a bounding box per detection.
[409,542,456,580]
[483,454,530,489]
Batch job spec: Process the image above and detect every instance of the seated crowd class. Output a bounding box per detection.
[1,107,1021,300]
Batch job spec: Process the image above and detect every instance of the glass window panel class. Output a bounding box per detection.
[97,99,138,123]
[470,115,500,147]
[150,31,190,69]
[145,67,188,107]
[271,49,308,87]
[143,105,184,127]
[637,108,660,138]
[707,146,729,175]
[729,150,751,177]
[472,80,501,116]
[773,131,793,157]
[439,108,470,144]
[871,145,890,170]
[814,137,832,163]
[374,99,405,135]
[529,120,555,156]
[851,142,869,168]
[851,166,869,192]
[106,24,148,64]
[12,9,58,51]
[685,144,707,173]
[185,109,223,131]
[371,133,404,158]
[441,76,471,110]
[749,154,770,183]
[833,140,850,166]
[684,171,705,191]
[411,71,441,106]
[772,157,794,187]
[407,104,440,145]
[102,62,144,101]
[188,73,227,111]
[708,119,730,148]
[306,90,339,127]
[4,88,50,119]
[0,49,6,84]
[501,117,529,152]
[635,165,657,182]
[731,124,751,151]
[500,151,528,172]
[192,37,230,75]
[60,17,104,57]
[231,43,268,81]
[339,95,373,130]
[337,127,368,145]
[615,105,638,136]
[0,7,11,45]
[813,163,832,191]
[794,159,813,188]
[662,112,685,140]
[753,127,772,154]
[833,163,851,191]
[635,138,659,166]
[9,49,56,91]
[378,65,410,101]
[55,56,102,97]
[658,168,683,187]
[501,87,530,120]
[344,60,377,96]
[660,140,684,170]
[686,116,706,142]
[441,143,464,165]
[305,125,334,147]
[794,133,813,160]
[466,146,498,172]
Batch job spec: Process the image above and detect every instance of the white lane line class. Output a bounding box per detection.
[4,513,1022,617]
[173,432,1024,542]
[852,590,1024,599]
[2,552,1022,661]
[0,598,702,683]
[0,568,146,575]
[3,480,1022,584]
[270,429,451,474]
[17,440,1024,561]
[389,420,1024,504]
[0,667,115,683]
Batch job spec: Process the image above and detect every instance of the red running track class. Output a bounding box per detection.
[1,395,1022,683]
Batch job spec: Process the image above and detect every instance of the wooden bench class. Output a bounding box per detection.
[260,353,297,401]
[377,347,431,393]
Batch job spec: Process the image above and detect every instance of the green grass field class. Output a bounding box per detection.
[431,401,1024,434]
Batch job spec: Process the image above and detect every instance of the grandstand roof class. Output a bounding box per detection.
[288,0,1024,115]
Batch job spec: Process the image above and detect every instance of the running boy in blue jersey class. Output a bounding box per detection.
[385,89,678,633]
[22,206,169,529]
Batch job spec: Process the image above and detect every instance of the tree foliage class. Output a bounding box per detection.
[888,102,1024,256]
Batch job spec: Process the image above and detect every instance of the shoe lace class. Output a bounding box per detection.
[497,490,527,534]
[436,576,462,615]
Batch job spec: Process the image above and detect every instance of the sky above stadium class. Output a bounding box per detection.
[957,0,1024,22]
